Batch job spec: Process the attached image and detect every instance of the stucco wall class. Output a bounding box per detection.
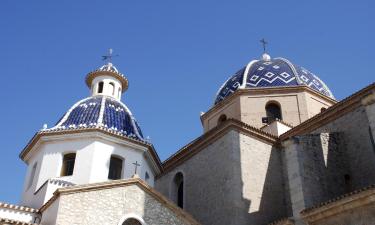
[156,130,287,225]
[43,185,193,225]
[22,132,156,209]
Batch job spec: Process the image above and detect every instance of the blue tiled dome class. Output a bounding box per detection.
[215,55,334,104]
[50,96,144,141]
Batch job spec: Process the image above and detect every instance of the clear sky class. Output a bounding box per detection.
[0,0,374,204]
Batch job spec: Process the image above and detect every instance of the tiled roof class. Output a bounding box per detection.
[215,56,334,104]
[49,96,144,141]
[0,218,38,225]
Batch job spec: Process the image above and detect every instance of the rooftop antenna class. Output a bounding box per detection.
[102,48,119,64]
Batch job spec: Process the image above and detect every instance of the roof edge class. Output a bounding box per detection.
[280,82,375,140]
[160,118,278,176]
[39,178,201,225]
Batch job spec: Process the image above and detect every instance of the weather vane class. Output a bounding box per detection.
[102,48,119,64]
[260,38,268,53]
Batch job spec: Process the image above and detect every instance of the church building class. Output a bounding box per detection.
[0,49,374,225]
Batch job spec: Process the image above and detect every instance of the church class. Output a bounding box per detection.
[0,48,374,225]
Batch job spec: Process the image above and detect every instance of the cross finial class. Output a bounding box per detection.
[132,161,141,175]
[102,48,118,64]
[260,38,268,53]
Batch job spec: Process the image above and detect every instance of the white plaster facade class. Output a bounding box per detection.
[21,132,158,209]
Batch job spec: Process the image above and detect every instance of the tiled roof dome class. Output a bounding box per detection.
[215,54,334,104]
[49,96,144,141]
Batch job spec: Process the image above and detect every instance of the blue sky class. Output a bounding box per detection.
[0,0,374,204]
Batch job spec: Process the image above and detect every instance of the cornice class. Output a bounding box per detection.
[19,127,163,173]
[0,202,39,213]
[280,82,375,140]
[201,85,337,122]
[0,218,38,225]
[39,178,201,225]
[159,119,278,176]
[86,70,128,92]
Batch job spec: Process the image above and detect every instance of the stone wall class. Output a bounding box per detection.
[282,133,349,220]
[312,105,375,190]
[156,130,287,225]
[46,184,193,225]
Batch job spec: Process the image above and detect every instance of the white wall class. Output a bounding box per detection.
[92,75,122,100]
[21,132,157,209]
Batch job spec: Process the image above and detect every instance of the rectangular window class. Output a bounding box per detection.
[61,153,76,176]
[27,163,37,189]
[108,156,123,180]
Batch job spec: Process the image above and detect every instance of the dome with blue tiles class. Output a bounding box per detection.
[49,96,144,141]
[215,53,334,104]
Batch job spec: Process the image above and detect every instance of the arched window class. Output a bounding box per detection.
[108,155,123,180]
[61,153,76,176]
[172,172,184,208]
[118,87,121,98]
[109,82,115,95]
[321,107,327,112]
[98,81,104,94]
[265,102,282,122]
[217,114,227,125]
[27,163,37,189]
[122,218,142,225]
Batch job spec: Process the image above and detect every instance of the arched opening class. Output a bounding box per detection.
[122,218,142,225]
[265,102,282,122]
[321,107,327,112]
[61,153,76,176]
[118,87,122,98]
[108,155,123,180]
[109,82,115,95]
[98,81,104,94]
[172,172,184,208]
[217,114,227,125]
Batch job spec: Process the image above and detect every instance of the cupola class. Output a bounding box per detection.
[86,49,128,100]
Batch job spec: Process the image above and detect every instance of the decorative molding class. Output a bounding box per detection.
[0,202,39,213]
[19,127,163,174]
[0,218,38,225]
[202,85,337,122]
[39,178,201,225]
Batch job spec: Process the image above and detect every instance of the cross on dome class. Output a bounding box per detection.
[102,48,119,65]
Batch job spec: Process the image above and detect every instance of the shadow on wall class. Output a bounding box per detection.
[293,133,351,209]
[241,146,289,225]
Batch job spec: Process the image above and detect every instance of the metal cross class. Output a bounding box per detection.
[260,38,268,53]
[102,48,119,64]
[132,161,141,175]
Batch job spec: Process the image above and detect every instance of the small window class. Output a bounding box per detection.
[98,82,104,94]
[122,218,142,225]
[109,82,115,95]
[27,163,37,189]
[61,153,76,176]
[118,87,121,98]
[108,155,123,180]
[266,102,282,122]
[321,107,327,112]
[145,172,150,182]
[172,172,184,208]
[217,114,227,125]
